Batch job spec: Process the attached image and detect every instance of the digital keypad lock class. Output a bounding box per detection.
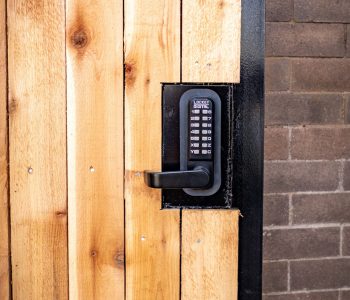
[145,88,221,197]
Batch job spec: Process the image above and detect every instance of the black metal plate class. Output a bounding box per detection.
[237,0,265,298]
[161,83,236,209]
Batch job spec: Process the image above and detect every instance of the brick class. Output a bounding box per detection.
[266,23,345,57]
[292,59,350,92]
[347,25,350,57]
[293,193,350,224]
[264,161,340,193]
[263,261,288,293]
[264,194,289,226]
[266,58,291,92]
[344,162,350,191]
[266,0,293,22]
[346,94,350,124]
[265,93,344,126]
[343,226,350,256]
[263,291,339,300]
[264,128,289,160]
[294,0,350,23]
[290,258,350,290]
[263,227,340,260]
[341,290,350,300]
[291,127,350,160]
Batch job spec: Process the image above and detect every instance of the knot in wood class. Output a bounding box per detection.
[125,63,134,75]
[9,98,18,114]
[125,62,137,86]
[218,0,225,9]
[114,253,125,268]
[55,211,67,217]
[71,29,89,49]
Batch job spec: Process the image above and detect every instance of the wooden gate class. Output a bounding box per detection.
[0,0,264,299]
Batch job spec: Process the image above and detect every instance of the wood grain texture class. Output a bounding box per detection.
[181,1,241,298]
[66,0,124,298]
[124,0,180,298]
[7,0,67,298]
[182,0,241,83]
[0,0,10,298]
[181,210,239,299]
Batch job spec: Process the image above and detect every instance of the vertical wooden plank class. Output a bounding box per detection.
[7,0,67,298]
[124,0,180,299]
[182,0,241,83]
[66,0,124,298]
[182,210,239,299]
[0,0,10,298]
[182,1,241,299]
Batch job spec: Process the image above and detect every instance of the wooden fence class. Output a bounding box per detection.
[0,0,241,299]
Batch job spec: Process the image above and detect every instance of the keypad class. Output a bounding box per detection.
[189,98,213,160]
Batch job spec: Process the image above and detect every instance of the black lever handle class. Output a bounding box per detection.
[144,167,210,189]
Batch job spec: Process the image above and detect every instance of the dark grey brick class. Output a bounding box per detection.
[264,161,340,193]
[293,193,350,224]
[266,0,293,22]
[347,25,350,57]
[341,290,350,300]
[266,58,291,92]
[294,0,350,23]
[264,194,289,226]
[291,127,350,160]
[344,162,350,191]
[266,23,345,57]
[265,93,344,126]
[292,59,350,92]
[290,258,350,290]
[264,128,289,160]
[264,227,340,260]
[343,226,350,256]
[263,261,288,293]
[346,94,350,124]
[263,291,339,300]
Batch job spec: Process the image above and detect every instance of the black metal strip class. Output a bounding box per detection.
[237,0,265,298]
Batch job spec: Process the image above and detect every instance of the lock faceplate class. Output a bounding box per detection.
[179,89,221,196]
[161,83,237,209]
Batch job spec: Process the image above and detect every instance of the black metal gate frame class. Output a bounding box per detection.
[237,0,264,298]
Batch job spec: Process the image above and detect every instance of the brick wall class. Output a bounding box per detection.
[263,0,350,299]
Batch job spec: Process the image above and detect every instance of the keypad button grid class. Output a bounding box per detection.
[188,98,213,160]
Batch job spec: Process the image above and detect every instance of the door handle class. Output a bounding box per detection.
[145,167,210,189]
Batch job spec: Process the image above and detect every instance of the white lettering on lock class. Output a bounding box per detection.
[193,100,210,109]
